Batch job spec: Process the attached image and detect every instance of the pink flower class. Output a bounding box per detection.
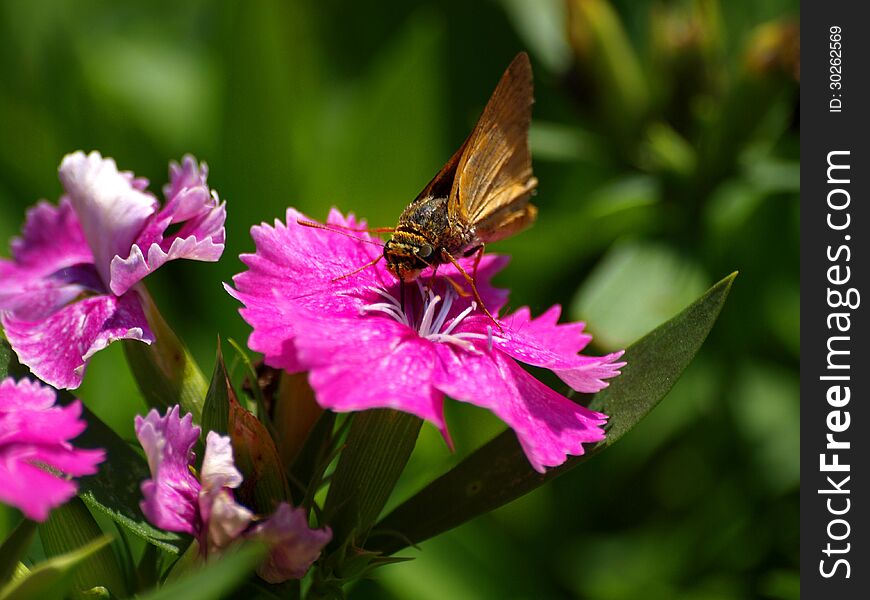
[0,152,225,389]
[228,209,625,472]
[252,504,334,583]
[135,406,331,579]
[0,377,105,521]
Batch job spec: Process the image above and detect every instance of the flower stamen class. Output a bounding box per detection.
[363,283,490,353]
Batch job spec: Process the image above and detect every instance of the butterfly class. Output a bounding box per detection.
[383,52,537,319]
[304,52,537,324]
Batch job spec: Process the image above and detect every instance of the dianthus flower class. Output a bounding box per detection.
[135,406,331,582]
[0,152,225,389]
[229,209,625,472]
[0,377,104,521]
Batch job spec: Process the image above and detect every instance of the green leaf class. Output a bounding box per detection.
[369,273,736,554]
[201,342,230,436]
[0,337,12,379]
[136,542,267,600]
[0,536,112,600]
[135,543,160,593]
[39,497,128,599]
[123,290,207,421]
[0,520,37,587]
[324,410,422,550]
[226,337,269,423]
[289,411,337,502]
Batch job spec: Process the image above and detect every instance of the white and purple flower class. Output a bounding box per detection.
[135,406,331,582]
[0,152,225,389]
[228,209,625,473]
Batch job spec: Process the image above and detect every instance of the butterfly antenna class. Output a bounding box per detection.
[332,254,383,282]
[296,219,385,247]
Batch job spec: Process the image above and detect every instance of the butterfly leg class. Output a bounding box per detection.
[428,264,440,293]
[441,249,501,331]
[463,244,486,281]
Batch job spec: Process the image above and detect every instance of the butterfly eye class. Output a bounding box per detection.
[417,244,434,259]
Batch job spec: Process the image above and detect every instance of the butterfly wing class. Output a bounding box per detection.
[448,52,538,243]
[412,135,469,203]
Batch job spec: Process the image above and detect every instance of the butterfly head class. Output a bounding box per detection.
[383,233,434,282]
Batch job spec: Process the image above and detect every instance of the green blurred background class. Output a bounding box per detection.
[0,0,798,598]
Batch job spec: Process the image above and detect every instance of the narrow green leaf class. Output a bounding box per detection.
[289,411,336,501]
[226,337,269,422]
[123,290,207,421]
[201,342,230,436]
[137,542,267,600]
[39,498,127,599]
[0,520,37,587]
[0,535,112,600]
[324,410,422,549]
[370,273,736,554]
[135,543,160,593]
[0,337,12,379]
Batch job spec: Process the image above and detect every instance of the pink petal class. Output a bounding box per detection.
[163,155,211,212]
[198,431,246,532]
[9,198,93,272]
[0,454,80,521]
[20,443,105,477]
[433,348,607,473]
[251,503,332,583]
[228,208,384,372]
[134,407,201,535]
[0,378,105,521]
[200,432,244,493]
[0,199,102,322]
[293,312,448,433]
[1,291,154,390]
[0,377,56,410]
[194,434,252,554]
[553,351,627,393]
[499,305,592,356]
[202,489,253,555]
[110,156,226,296]
[238,208,386,301]
[460,305,626,393]
[0,395,86,446]
[228,208,510,373]
[58,151,157,286]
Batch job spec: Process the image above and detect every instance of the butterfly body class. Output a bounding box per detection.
[383,52,538,286]
[384,195,471,282]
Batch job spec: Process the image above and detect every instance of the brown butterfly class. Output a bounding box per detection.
[302,52,537,323]
[382,52,537,319]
